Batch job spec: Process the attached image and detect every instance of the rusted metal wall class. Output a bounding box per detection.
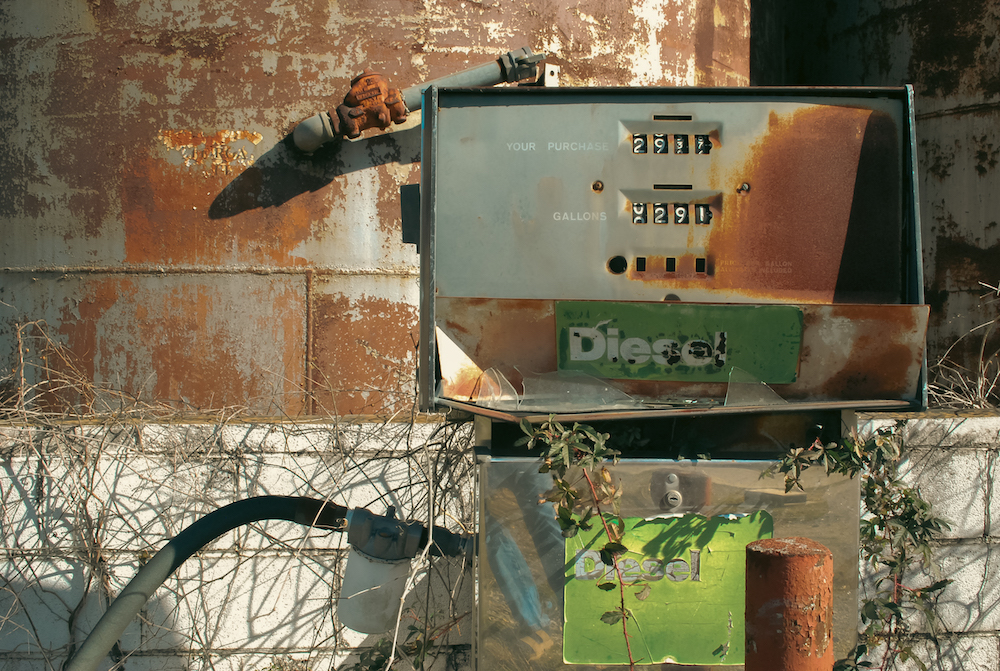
[753,0,1000,386]
[0,0,750,417]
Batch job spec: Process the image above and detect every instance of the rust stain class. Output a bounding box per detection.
[151,29,242,63]
[920,137,956,181]
[821,342,917,400]
[709,0,751,86]
[436,299,927,405]
[46,276,306,414]
[5,0,753,420]
[159,129,263,176]
[932,235,1000,294]
[311,290,418,416]
[694,0,751,86]
[746,537,833,668]
[926,235,1000,373]
[40,279,129,411]
[436,298,556,395]
[620,106,901,304]
[908,0,1000,98]
[711,105,872,302]
[799,304,925,400]
[121,151,314,265]
[693,0,715,85]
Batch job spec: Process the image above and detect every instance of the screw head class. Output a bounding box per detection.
[592,180,604,192]
[737,182,751,194]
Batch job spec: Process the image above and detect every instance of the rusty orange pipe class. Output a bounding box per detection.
[292,47,542,153]
[745,537,834,671]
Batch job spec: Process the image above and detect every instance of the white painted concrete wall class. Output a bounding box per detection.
[0,421,474,671]
[862,415,1000,671]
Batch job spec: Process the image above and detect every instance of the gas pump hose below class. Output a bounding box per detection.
[64,496,350,671]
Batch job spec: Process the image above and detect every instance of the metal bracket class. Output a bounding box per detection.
[498,46,545,83]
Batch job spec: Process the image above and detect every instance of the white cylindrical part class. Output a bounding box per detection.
[292,112,336,153]
[337,547,412,634]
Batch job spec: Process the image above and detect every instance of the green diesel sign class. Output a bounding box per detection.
[555,302,803,383]
[563,512,773,666]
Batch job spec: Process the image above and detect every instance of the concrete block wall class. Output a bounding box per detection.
[861,415,1000,670]
[0,420,474,671]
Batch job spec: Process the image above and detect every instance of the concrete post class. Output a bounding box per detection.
[745,537,834,671]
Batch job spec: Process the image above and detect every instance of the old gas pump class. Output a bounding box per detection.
[415,86,926,668]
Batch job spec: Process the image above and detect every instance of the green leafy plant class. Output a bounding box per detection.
[765,421,951,671]
[517,416,638,668]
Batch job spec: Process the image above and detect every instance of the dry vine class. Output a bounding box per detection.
[0,320,475,671]
[928,281,1000,409]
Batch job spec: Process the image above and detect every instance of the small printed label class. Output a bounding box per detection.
[554,211,608,221]
[548,141,612,152]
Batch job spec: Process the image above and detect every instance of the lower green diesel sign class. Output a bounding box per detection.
[563,512,774,666]
[555,302,803,383]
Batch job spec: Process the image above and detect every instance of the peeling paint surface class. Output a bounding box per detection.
[0,0,749,416]
[311,275,419,416]
[0,273,306,413]
[435,298,928,405]
[763,0,1000,378]
[158,129,263,174]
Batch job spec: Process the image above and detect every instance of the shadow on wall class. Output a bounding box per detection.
[209,126,421,219]
[0,557,468,670]
[0,420,474,670]
[0,566,187,668]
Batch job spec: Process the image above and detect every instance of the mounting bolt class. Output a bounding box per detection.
[592,180,604,193]
[737,182,751,194]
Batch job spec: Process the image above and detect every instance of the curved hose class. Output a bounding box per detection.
[65,496,348,671]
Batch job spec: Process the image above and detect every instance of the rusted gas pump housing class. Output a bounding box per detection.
[418,86,925,416]
[415,86,924,668]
